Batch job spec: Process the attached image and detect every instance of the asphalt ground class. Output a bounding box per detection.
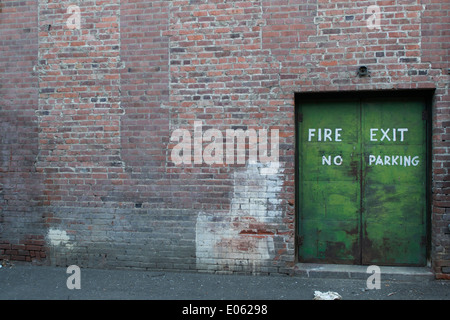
[0,264,449,301]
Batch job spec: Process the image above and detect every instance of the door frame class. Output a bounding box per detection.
[294,89,434,266]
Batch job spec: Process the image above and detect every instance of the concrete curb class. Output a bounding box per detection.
[293,263,435,281]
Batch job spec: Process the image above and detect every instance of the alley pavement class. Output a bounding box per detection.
[0,263,449,301]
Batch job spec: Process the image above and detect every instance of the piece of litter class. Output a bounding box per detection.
[1,259,14,269]
[314,291,342,300]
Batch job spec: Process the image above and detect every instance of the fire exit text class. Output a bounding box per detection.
[307,128,420,167]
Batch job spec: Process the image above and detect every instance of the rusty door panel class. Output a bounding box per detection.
[298,98,427,266]
[361,99,427,266]
[298,100,361,264]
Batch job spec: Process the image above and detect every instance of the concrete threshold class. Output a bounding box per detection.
[293,263,435,281]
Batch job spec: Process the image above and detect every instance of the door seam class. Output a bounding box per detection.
[359,98,363,265]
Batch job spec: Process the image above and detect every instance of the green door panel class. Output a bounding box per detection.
[299,100,361,264]
[361,99,427,266]
[298,97,427,266]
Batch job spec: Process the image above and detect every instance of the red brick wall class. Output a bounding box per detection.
[0,0,46,263]
[36,0,124,206]
[0,0,449,277]
[120,0,170,204]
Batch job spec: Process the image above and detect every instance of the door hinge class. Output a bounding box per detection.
[298,113,303,122]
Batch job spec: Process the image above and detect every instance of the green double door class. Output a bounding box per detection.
[298,97,428,266]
